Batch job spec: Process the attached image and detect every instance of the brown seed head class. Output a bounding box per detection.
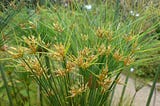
[23,36,37,54]
[106,45,112,56]
[96,27,105,38]
[124,56,134,66]
[53,22,64,32]
[105,31,113,41]
[52,43,66,61]
[98,44,106,55]
[8,47,25,59]
[113,50,123,61]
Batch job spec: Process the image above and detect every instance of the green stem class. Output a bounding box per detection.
[27,84,31,106]
[9,73,18,105]
[0,64,13,106]
[22,59,52,104]
[109,82,117,106]
[119,75,129,106]
[146,66,160,106]
[36,56,62,105]
[130,92,136,106]
[38,84,43,106]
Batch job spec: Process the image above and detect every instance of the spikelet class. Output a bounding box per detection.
[68,84,88,98]
[53,22,64,32]
[113,50,123,61]
[7,46,27,59]
[23,36,38,54]
[51,43,66,61]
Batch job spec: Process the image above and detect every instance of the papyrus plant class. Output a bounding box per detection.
[2,1,160,106]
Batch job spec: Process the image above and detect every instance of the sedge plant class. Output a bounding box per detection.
[0,1,160,106]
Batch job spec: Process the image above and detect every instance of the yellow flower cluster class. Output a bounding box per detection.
[71,47,97,69]
[124,56,134,66]
[54,61,75,77]
[68,84,88,98]
[51,43,66,61]
[7,46,27,59]
[113,49,135,66]
[96,27,113,41]
[20,57,46,77]
[113,50,123,61]
[81,34,88,41]
[97,66,112,92]
[23,36,38,54]
[98,44,106,55]
[53,22,64,33]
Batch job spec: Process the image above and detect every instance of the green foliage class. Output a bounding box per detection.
[0,0,160,106]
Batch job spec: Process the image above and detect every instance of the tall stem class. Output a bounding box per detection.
[119,75,129,106]
[130,92,136,106]
[0,64,13,106]
[146,66,160,106]
[37,84,43,106]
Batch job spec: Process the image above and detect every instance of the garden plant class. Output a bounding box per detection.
[0,0,160,106]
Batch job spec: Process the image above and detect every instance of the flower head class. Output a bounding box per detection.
[106,45,112,56]
[96,27,105,38]
[123,56,134,66]
[98,44,106,55]
[53,22,64,32]
[23,36,38,54]
[113,50,123,61]
[51,43,66,61]
[68,84,88,98]
[7,46,27,59]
